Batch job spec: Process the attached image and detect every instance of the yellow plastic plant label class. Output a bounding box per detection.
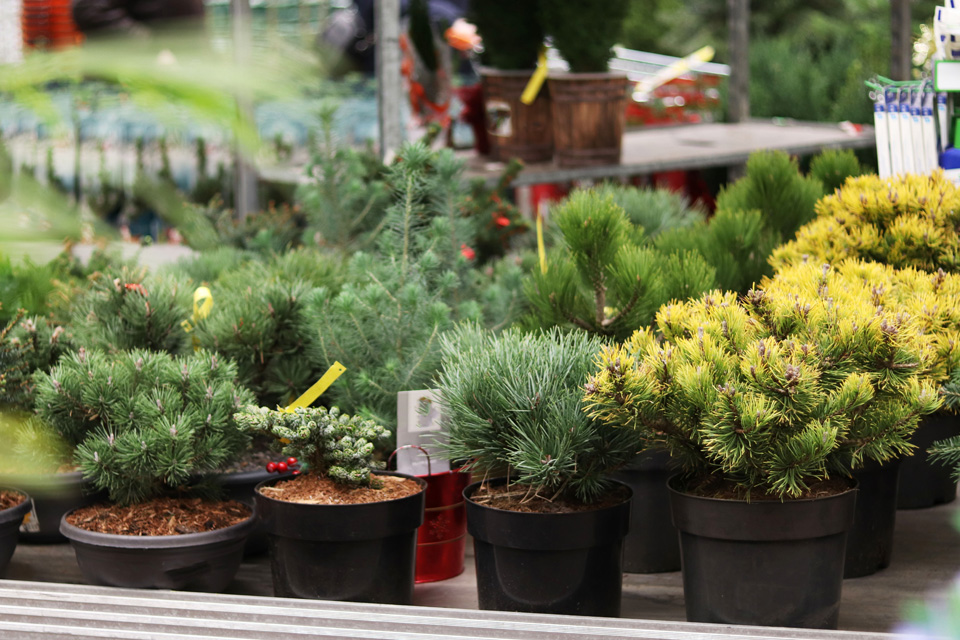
[536,214,547,274]
[282,362,347,413]
[180,286,214,333]
[520,47,548,105]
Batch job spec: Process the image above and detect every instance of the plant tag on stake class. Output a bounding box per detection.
[396,390,449,476]
[19,499,39,534]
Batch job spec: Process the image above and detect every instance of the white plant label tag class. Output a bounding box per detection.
[20,499,39,533]
[396,389,449,476]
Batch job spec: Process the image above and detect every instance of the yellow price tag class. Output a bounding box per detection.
[282,362,347,413]
[536,214,547,275]
[520,47,548,105]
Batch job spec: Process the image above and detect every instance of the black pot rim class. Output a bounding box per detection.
[464,477,632,516]
[667,473,858,505]
[254,470,427,510]
[0,489,32,525]
[59,502,257,549]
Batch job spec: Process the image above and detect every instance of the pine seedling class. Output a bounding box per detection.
[585,262,942,498]
[297,103,388,250]
[0,311,72,411]
[592,183,707,241]
[195,264,322,408]
[234,405,387,486]
[716,150,825,242]
[809,149,864,194]
[524,189,715,340]
[33,348,255,505]
[310,250,456,434]
[771,172,960,273]
[438,325,644,504]
[70,266,192,355]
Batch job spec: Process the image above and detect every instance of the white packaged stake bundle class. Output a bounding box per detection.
[911,87,927,173]
[874,89,892,178]
[923,86,940,172]
[900,86,916,173]
[886,87,904,176]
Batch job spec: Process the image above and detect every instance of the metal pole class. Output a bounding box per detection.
[727,0,749,124]
[232,0,258,219]
[375,0,403,162]
[890,0,912,82]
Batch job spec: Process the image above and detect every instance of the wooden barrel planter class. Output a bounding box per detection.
[547,73,629,168]
[480,68,553,163]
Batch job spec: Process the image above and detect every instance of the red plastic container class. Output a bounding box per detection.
[22,0,83,50]
[415,469,471,583]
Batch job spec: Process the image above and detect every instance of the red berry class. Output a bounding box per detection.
[277,462,288,473]
[287,457,298,466]
[265,462,277,473]
[292,470,301,476]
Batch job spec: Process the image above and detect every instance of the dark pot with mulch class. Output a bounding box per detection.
[215,467,276,556]
[845,459,900,579]
[897,412,960,509]
[610,449,680,573]
[669,475,857,629]
[465,477,631,617]
[0,471,103,543]
[0,489,31,576]
[60,497,256,591]
[254,470,427,604]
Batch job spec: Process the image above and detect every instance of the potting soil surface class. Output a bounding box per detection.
[66,498,251,535]
[0,491,25,510]
[683,476,854,500]
[469,482,631,513]
[259,473,422,505]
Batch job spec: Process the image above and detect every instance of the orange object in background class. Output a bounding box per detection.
[22,0,83,50]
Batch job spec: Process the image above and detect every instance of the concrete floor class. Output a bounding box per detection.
[6,498,959,635]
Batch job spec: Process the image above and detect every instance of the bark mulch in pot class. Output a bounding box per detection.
[66,497,251,535]
[259,473,422,505]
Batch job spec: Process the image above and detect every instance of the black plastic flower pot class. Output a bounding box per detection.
[59,505,256,591]
[844,459,900,579]
[0,490,31,576]
[668,475,857,629]
[0,471,103,543]
[216,467,276,556]
[610,449,680,573]
[465,477,631,617]
[897,412,960,510]
[254,471,427,604]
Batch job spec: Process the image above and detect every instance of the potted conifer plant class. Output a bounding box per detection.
[438,325,642,617]
[769,259,960,577]
[0,311,97,543]
[585,262,941,628]
[236,405,426,604]
[771,171,960,509]
[471,0,552,163]
[541,0,630,167]
[522,188,714,574]
[33,348,257,591]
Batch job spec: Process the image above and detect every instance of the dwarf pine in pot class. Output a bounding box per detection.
[437,325,642,616]
[584,262,941,627]
[233,404,426,604]
[585,262,941,498]
[34,348,255,506]
[31,348,258,590]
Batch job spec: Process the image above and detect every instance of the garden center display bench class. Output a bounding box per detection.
[0,580,895,640]
[1,494,957,637]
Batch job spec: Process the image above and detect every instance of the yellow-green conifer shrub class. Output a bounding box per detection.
[585,262,941,498]
[771,172,960,273]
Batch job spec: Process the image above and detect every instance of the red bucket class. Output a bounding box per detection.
[390,445,470,583]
